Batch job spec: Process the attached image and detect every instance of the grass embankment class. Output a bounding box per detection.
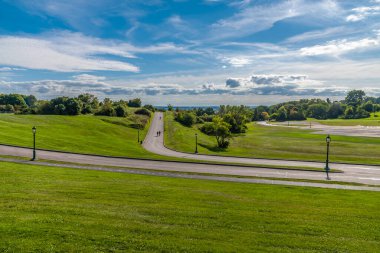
[1,161,379,252]
[0,113,160,159]
[165,112,380,165]
[0,113,333,171]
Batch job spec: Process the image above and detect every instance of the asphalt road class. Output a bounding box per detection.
[2,157,379,192]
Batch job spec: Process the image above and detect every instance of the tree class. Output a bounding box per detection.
[175,111,196,127]
[200,116,231,148]
[344,106,355,119]
[345,90,366,106]
[78,93,99,113]
[276,106,287,121]
[128,98,142,107]
[24,95,37,107]
[134,108,151,116]
[362,101,374,113]
[327,102,344,119]
[167,104,173,111]
[307,104,328,119]
[54,104,66,115]
[218,105,252,133]
[143,104,155,112]
[65,98,82,115]
[261,112,270,121]
[288,107,305,120]
[115,105,127,117]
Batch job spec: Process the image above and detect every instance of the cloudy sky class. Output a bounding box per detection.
[0,0,379,105]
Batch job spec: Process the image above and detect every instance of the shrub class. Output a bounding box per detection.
[128,98,142,107]
[115,105,127,117]
[95,105,116,116]
[174,111,196,127]
[134,108,151,117]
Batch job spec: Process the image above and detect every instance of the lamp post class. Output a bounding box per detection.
[325,134,331,180]
[195,133,198,154]
[137,128,140,143]
[32,126,36,161]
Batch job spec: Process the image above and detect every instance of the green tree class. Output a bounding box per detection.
[115,105,127,117]
[128,98,142,107]
[327,102,344,119]
[276,106,287,121]
[307,104,328,119]
[200,117,231,148]
[345,90,366,106]
[362,101,374,113]
[65,98,82,115]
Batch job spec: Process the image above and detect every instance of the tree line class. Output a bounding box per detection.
[0,93,154,117]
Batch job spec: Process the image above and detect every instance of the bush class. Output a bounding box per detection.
[95,105,116,116]
[174,111,196,127]
[128,98,142,107]
[115,105,127,117]
[143,104,155,112]
[134,108,151,117]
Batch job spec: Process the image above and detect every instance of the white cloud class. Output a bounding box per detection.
[0,35,139,72]
[221,56,252,67]
[346,5,380,22]
[0,31,198,73]
[285,27,352,44]
[209,0,341,40]
[300,37,380,56]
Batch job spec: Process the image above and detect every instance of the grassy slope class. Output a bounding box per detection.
[1,161,379,252]
[0,113,331,169]
[165,112,380,165]
[0,113,159,159]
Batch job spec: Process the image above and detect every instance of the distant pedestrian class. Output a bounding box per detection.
[157,131,159,136]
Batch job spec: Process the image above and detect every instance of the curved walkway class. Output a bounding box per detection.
[143,112,380,185]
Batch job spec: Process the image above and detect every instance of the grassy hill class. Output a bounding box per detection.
[0,112,156,159]
[1,161,379,252]
[165,112,380,165]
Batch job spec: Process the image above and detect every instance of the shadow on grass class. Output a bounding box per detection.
[198,143,228,153]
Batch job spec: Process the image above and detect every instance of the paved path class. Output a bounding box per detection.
[1,157,379,192]
[258,120,380,138]
[143,112,380,185]
[1,143,380,185]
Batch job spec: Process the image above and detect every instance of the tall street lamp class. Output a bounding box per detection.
[195,133,198,154]
[32,126,36,161]
[137,128,140,143]
[325,134,331,180]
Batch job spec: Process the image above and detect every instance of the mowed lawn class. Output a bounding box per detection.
[0,161,379,252]
[165,112,380,165]
[0,113,158,159]
[313,113,380,126]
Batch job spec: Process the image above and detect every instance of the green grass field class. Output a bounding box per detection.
[312,113,380,126]
[0,113,334,170]
[1,161,379,252]
[165,112,380,165]
[0,113,160,159]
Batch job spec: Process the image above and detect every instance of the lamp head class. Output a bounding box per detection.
[32,126,36,134]
[326,135,331,143]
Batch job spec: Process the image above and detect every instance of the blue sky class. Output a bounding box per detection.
[0,0,379,105]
